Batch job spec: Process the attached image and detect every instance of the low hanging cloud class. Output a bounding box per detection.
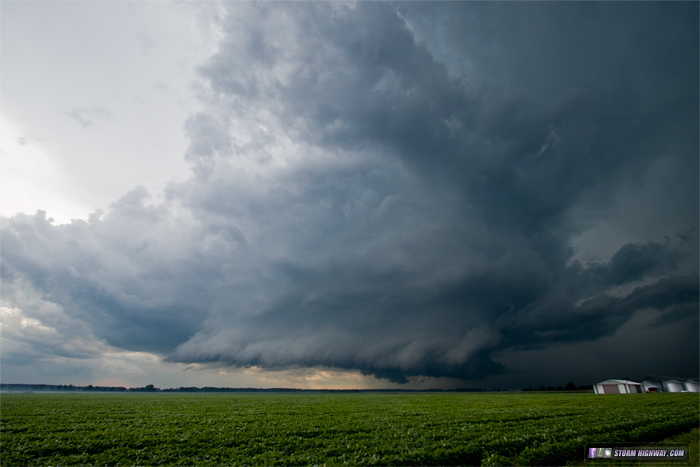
[1,2,697,385]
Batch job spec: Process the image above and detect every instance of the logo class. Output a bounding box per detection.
[585,444,688,461]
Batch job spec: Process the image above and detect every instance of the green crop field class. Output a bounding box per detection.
[1,392,697,466]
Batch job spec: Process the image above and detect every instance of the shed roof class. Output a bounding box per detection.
[597,379,642,385]
[643,375,695,383]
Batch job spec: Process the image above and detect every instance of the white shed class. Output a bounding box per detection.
[594,379,644,394]
[643,375,693,393]
[642,377,662,393]
[683,379,699,392]
[664,379,685,393]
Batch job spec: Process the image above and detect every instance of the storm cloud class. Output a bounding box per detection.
[1,2,697,386]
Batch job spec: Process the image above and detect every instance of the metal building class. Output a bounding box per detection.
[642,375,698,393]
[683,379,699,392]
[594,379,644,394]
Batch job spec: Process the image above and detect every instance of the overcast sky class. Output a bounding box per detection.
[1,1,697,390]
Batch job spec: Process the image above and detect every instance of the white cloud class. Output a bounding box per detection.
[0,118,91,223]
[0,1,217,223]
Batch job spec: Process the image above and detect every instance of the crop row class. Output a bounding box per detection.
[1,392,697,466]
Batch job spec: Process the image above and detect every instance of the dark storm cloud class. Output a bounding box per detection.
[586,241,687,288]
[1,199,205,353]
[184,113,232,160]
[2,2,697,385]
[168,1,698,382]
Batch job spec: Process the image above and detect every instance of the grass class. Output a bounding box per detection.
[1,392,698,466]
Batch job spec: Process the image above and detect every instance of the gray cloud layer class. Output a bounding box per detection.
[2,2,697,385]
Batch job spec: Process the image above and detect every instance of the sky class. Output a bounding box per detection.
[1,1,698,390]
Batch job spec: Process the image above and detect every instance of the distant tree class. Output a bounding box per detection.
[565,382,577,390]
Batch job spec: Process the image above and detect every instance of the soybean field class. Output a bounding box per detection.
[1,392,698,466]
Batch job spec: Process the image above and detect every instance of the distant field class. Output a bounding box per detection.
[1,392,697,466]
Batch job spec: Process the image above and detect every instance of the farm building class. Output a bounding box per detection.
[642,375,698,393]
[594,379,644,394]
[683,379,699,392]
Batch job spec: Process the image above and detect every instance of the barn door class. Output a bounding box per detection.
[602,384,620,394]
